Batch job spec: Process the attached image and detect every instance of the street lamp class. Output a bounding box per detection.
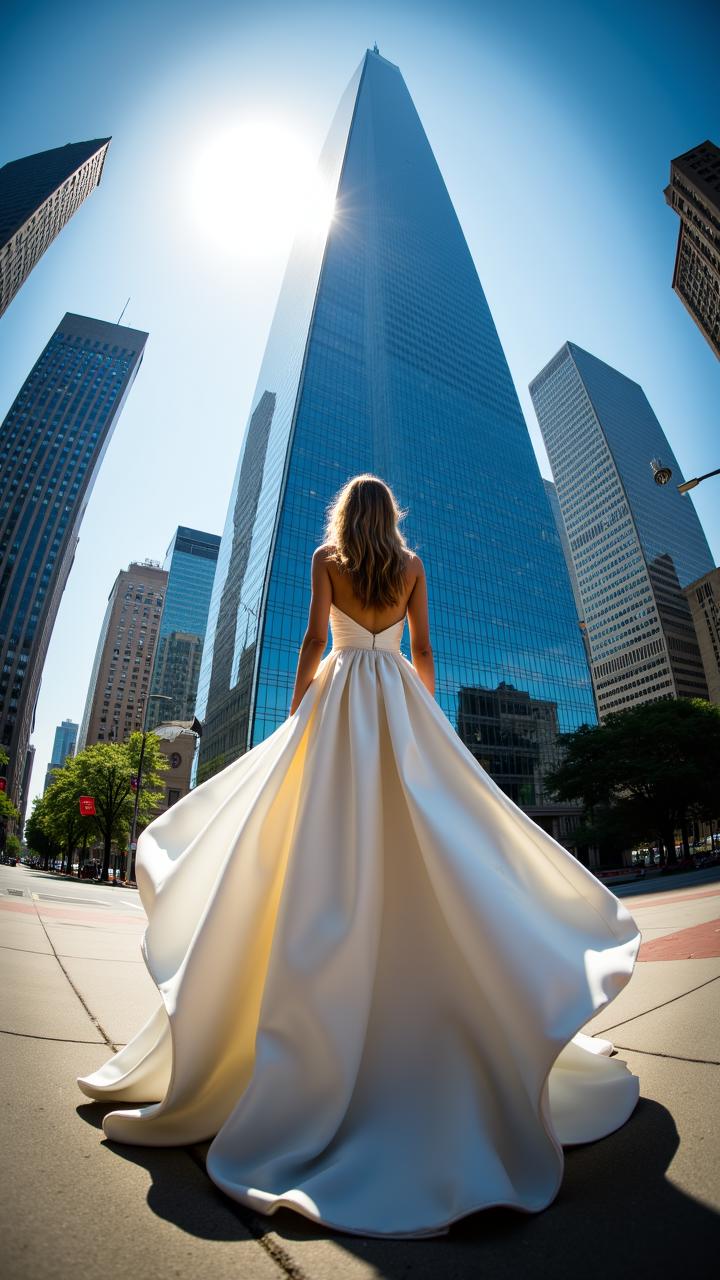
[126,692,172,884]
[677,467,720,495]
[650,458,673,486]
[651,458,720,495]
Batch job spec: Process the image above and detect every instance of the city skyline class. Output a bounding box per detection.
[146,526,221,729]
[77,561,168,751]
[0,138,110,317]
[530,341,714,718]
[0,312,148,808]
[1,0,718,817]
[196,47,596,833]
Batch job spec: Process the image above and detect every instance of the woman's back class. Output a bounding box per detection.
[321,543,419,634]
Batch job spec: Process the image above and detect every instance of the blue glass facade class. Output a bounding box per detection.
[197,51,596,809]
[43,717,77,792]
[0,313,147,803]
[530,342,714,716]
[147,526,220,728]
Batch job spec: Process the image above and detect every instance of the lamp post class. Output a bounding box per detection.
[651,459,720,494]
[677,467,720,495]
[126,692,172,884]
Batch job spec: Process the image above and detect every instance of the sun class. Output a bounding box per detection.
[189,119,335,259]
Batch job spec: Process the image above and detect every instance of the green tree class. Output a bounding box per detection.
[0,748,21,853]
[25,795,60,869]
[43,757,98,876]
[546,699,720,865]
[5,833,21,858]
[72,736,166,882]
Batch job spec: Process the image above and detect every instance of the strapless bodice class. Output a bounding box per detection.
[330,603,406,652]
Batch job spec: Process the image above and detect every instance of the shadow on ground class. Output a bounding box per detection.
[77,1096,719,1278]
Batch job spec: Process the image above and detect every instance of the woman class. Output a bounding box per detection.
[78,474,640,1239]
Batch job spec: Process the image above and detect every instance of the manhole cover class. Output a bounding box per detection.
[5,888,24,897]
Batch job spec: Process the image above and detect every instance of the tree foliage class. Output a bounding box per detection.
[42,757,97,874]
[0,746,21,834]
[25,795,60,868]
[37,735,167,881]
[545,699,720,862]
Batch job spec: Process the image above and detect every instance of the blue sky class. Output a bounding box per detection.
[2,0,718,813]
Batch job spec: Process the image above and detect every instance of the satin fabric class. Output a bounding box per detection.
[78,604,641,1238]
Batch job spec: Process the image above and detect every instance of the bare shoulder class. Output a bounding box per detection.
[312,543,336,565]
[403,549,425,583]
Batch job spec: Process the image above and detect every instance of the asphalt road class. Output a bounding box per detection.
[4,857,719,912]
[0,862,145,913]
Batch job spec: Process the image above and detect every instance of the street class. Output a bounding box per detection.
[1,860,719,1279]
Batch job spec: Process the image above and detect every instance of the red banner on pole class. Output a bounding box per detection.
[0,778,6,792]
[79,796,96,816]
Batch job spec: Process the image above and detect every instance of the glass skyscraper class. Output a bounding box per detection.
[196,49,595,821]
[0,313,148,804]
[530,342,715,718]
[146,526,220,729]
[0,139,110,317]
[43,717,78,793]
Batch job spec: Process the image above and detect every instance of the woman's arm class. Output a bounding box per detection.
[407,556,435,696]
[289,548,332,715]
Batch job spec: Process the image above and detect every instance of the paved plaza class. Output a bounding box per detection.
[1,861,719,1279]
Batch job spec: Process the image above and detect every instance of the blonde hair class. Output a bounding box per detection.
[325,474,408,609]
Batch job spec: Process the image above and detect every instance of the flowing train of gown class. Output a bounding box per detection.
[78,604,641,1238]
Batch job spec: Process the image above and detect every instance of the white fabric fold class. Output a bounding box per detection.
[78,604,640,1237]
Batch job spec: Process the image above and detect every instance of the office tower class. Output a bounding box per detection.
[543,479,584,624]
[543,477,594,695]
[0,314,148,805]
[530,342,714,719]
[664,140,720,360]
[196,48,595,824]
[146,526,220,730]
[18,744,35,832]
[684,568,720,703]
[0,139,111,317]
[43,717,78,792]
[77,562,167,751]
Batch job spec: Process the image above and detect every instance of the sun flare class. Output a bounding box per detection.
[189,119,335,258]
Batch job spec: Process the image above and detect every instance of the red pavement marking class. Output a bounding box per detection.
[638,918,720,961]
[628,885,720,910]
[0,899,143,927]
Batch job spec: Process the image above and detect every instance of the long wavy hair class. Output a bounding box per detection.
[325,474,408,609]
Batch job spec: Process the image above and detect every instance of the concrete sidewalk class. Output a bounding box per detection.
[1,865,719,1279]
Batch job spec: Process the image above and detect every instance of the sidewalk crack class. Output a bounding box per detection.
[0,1027,112,1045]
[615,1044,720,1066]
[596,973,720,1034]
[185,1145,314,1279]
[31,900,117,1049]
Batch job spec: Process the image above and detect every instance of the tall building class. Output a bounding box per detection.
[543,478,594,696]
[530,342,714,719]
[196,49,596,819]
[77,562,167,751]
[146,526,220,730]
[664,140,720,360]
[0,313,148,804]
[43,717,78,792]
[684,567,720,704]
[542,479,584,624]
[18,744,35,833]
[0,139,111,317]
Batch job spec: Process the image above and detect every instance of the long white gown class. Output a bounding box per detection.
[78,604,641,1238]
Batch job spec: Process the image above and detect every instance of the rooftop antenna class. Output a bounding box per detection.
[117,296,130,325]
